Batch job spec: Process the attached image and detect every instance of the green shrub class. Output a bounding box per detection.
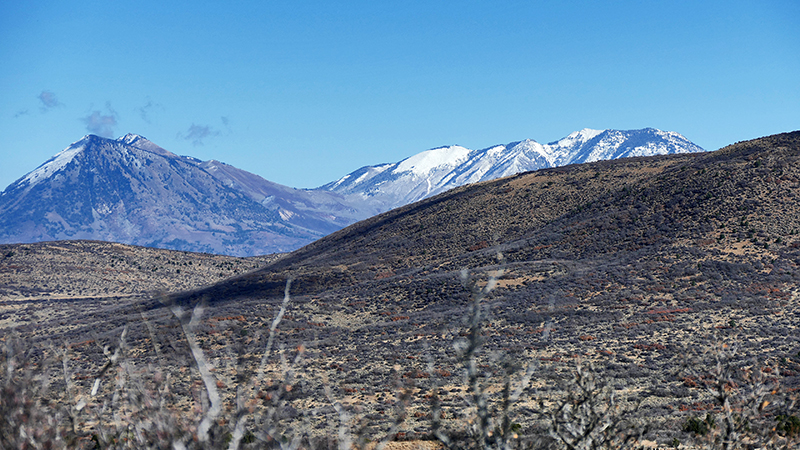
[683,413,715,436]
[777,414,800,438]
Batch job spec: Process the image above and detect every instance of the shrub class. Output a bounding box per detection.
[777,414,800,438]
[683,413,715,436]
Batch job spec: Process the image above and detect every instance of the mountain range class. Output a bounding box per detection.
[322,127,703,209]
[2,131,798,446]
[0,128,703,255]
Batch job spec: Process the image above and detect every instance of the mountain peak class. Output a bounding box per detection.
[394,145,471,176]
[0,133,375,256]
[114,133,174,156]
[551,128,604,146]
[117,133,149,145]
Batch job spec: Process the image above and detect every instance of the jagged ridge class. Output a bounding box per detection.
[321,127,703,211]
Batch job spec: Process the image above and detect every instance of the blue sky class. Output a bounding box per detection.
[2,1,798,191]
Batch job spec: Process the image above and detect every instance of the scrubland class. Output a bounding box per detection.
[2,131,800,448]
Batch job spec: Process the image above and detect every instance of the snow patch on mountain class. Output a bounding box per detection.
[554,128,604,148]
[21,141,86,188]
[394,146,471,176]
[119,133,146,145]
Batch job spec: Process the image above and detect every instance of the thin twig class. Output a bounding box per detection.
[172,303,221,443]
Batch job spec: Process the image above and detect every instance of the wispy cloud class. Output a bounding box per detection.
[221,116,233,134]
[82,103,119,137]
[137,100,163,124]
[13,109,30,118]
[180,123,220,146]
[38,90,62,112]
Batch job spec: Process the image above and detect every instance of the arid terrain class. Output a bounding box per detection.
[2,132,800,449]
[0,240,280,333]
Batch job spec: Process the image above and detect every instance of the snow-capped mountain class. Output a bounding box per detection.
[0,128,703,256]
[322,128,704,211]
[0,134,369,256]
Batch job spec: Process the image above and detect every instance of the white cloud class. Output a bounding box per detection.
[38,90,62,111]
[180,124,220,146]
[137,100,163,123]
[82,103,118,137]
